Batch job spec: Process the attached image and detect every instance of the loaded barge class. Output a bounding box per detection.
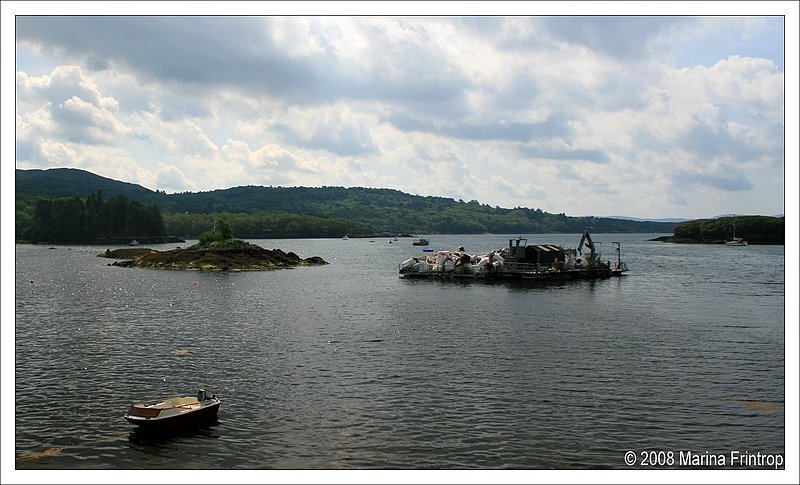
[398,231,628,280]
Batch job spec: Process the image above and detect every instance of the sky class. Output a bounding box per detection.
[4,4,797,222]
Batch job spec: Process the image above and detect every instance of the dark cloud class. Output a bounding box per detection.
[454,17,509,36]
[14,135,39,163]
[17,17,302,90]
[384,111,573,142]
[679,116,775,163]
[519,145,610,164]
[673,170,754,192]
[154,89,215,122]
[86,56,111,72]
[15,16,468,107]
[273,118,379,157]
[541,16,691,60]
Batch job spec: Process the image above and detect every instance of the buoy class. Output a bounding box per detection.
[192,281,198,285]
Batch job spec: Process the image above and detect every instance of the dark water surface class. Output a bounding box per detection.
[14,234,785,471]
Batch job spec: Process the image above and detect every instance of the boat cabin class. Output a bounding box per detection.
[507,237,565,265]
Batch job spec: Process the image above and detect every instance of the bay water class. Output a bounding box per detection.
[13,234,785,471]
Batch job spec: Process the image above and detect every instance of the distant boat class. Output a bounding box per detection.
[726,220,748,246]
[342,235,349,240]
[124,389,220,429]
[128,239,140,246]
[412,238,430,246]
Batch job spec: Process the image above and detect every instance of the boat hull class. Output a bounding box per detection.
[125,399,221,429]
[400,267,625,280]
[725,240,748,246]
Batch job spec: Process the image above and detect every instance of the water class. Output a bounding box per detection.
[13,234,785,471]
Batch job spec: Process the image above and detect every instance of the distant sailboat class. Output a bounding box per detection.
[726,219,748,246]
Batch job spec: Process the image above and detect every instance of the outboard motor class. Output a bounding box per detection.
[197,389,207,402]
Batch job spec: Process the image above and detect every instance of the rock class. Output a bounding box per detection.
[98,248,159,259]
[108,240,328,271]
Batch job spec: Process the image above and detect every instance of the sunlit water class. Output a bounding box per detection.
[14,234,785,469]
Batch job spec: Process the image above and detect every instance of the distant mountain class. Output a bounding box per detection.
[605,215,690,223]
[15,167,678,237]
[711,213,785,219]
[15,167,162,201]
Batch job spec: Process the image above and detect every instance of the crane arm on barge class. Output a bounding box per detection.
[576,229,600,266]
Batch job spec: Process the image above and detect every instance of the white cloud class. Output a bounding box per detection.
[16,65,130,148]
[155,163,194,193]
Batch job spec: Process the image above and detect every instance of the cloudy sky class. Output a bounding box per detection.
[5,3,796,219]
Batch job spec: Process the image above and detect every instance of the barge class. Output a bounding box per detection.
[398,231,628,280]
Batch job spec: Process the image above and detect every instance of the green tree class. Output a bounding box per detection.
[214,217,234,240]
[198,217,235,246]
[24,193,167,243]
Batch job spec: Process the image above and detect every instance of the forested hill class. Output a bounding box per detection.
[15,168,162,201]
[15,168,676,237]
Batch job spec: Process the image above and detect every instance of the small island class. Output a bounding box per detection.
[101,218,328,271]
[650,215,784,245]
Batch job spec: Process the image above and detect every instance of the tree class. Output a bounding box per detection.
[24,193,167,243]
[198,217,236,246]
[214,217,234,240]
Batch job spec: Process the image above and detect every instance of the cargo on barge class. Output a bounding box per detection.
[398,231,628,280]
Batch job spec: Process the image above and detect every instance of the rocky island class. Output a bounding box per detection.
[650,215,784,245]
[100,239,328,271]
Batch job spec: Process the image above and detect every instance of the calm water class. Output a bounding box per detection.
[14,234,785,470]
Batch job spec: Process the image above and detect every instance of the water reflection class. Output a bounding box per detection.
[127,419,222,452]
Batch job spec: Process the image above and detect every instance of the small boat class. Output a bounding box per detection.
[725,219,748,246]
[128,239,140,246]
[342,235,349,240]
[124,389,220,429]
[412,238,430,246]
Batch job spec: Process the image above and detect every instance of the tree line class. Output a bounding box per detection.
[23,191,166,243]
[15,168,681,241]
[157,185,676,234]
[164,211,374,239]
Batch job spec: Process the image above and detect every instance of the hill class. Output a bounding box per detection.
[15,168,677,238]
[15,168,164,201]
